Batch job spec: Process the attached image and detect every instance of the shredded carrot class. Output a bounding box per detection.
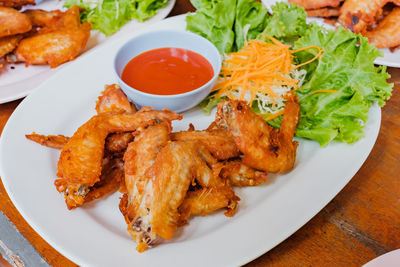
[310,89,340,95]
[261,109,285,121]
[212,35,323,111]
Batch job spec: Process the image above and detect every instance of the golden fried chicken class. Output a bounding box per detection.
[0,0,34,9]
[216,96,300,173]
[120,122,171,252]
[218,160,268,187]
[25,133,69,149]
[179,187,239,219]
[0,7,31,38]
[306,7,340,17]
[364,7,400,49]
[13,6,91,68]
[96,84,136,114]
[339,0,400,33]
[24,9,62,28]
[56,109,182,209]
[288,0,342,10]
[0,35,22,58]
[171,128,240,161]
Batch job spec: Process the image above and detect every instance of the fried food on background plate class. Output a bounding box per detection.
[288,0,343,10]
[0,7,31,38]
[0,0,35,9]
[306,7,340,17]
[338,0,400,33]
[364,7,400,49]
[12,5,91,68]
[0,35,23,58]
[216,96,300,173]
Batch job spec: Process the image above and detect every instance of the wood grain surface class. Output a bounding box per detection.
[0,1,399,266]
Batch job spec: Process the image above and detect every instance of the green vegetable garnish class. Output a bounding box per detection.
[64,0,168,36]
[186,1,393,146]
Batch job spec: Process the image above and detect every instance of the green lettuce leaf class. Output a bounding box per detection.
[64,0,168,36]
[258,2,309,43]
[186,0,237,53]
[130,0,168,22]
[293,25,393,145]
[234,0,269,50]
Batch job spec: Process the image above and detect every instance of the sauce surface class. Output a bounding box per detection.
[121,47,214,95]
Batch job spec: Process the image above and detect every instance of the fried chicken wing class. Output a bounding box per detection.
[218,160,268,187]
[26,84,136,153]
[0,0,34,9]
[216,96,300,173]
[0,7,31,38]
[25,133,69,149]
[120,122,171,252]
[0,35,22,58]
[364,8,400,49]
[24,9,62,28]
[83,157,124,203]
[96,84,136,114]
[13,6,91,68]
[339,0,400,33]
[171,128,240,161]
[179,187,239,219]
[148,141,228,242]
[306,7,340,17]
[288,0,342,10]
[56,109,182,209]
[121,137,237,252]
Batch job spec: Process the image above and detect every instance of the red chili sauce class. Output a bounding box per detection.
[121,47,214,95]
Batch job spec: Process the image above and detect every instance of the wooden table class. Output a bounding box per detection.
[1,1,399,266]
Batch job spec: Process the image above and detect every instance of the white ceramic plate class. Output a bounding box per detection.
[261,0,400,68]
[0,15,381,267]
[0,0,176,104]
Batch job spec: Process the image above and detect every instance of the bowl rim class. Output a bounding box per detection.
[113,29,222,98]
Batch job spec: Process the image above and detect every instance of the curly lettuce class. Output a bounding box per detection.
[186,0,237,53]
[293,25,392,145]
[64,0,168,36]
[187,1,393,145]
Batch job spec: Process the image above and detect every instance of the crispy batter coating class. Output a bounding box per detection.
[120,122,171,252]
[216,97,300,173]
[25,133,69,149]
[14,6,91,68]
[179,187,239,219]
[0,35,22,58]
[0,7,31,38]
[288,0,342,10]
[339,0,400,33]
[306,7,340,17]
[24,9,62,28]
[96,84,137,114]
[83,157,124,203]
[218,160,268,187]
[149,141,225,241]
[56,110,182,209]
[171,128,240,161]
[364,7,400,49]
[0,0,34,9]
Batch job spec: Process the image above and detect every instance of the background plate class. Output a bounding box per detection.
[0,15,381,267]
[0,0,176,104]
[261,0,400,68]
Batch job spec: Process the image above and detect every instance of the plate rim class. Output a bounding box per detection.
[0,14,382,267]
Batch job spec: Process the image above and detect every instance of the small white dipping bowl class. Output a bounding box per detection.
[114,30,222,113]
